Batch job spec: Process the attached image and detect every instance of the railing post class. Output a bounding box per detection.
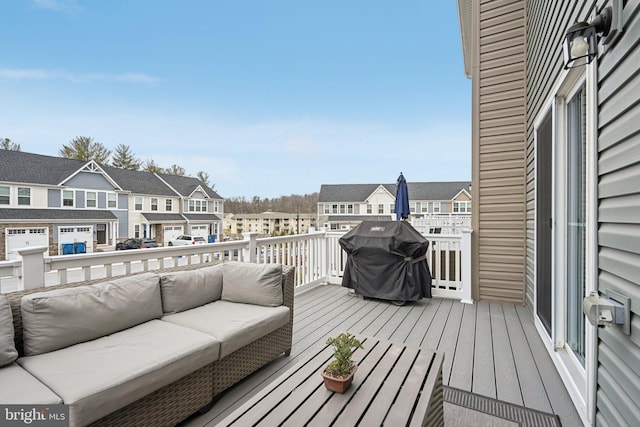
[14,246,48,290]
[243,232,258,263]
[460,229,473,304]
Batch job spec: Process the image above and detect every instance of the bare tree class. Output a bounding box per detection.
[59,136,111,163]
[1,138,21,151]
[197,171,213,188]
[143,159,164,173]
[165,164,186,176]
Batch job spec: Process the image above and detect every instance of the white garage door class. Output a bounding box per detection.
[58,226,94,254]
[190,225,209,239]
[6,228,49,260]
[163,226,183,245]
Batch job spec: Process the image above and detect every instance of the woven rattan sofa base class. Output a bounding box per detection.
[90,364,213,427]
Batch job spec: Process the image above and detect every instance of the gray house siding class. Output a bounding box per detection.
[114,210,128,238]
[48,189,61,208]
[65,171,115,191]
[98,192,106,209]
[595,0,640,424]
[118,194,128,209]
[525,0,640,425]
[75,191,85,209]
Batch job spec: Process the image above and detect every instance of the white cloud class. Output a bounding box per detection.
[0,68,161,85]
[31,0,80,13]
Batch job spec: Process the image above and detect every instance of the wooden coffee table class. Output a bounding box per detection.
[217,334,444,426]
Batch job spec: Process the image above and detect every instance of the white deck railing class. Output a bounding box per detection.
[411,215,471,234]
[1,230,472,303]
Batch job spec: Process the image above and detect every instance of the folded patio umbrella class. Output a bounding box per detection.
[395,172,410,220]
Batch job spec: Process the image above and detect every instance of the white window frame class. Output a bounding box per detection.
[86,191,97,208]
[0,186,9,205]
[165,199,172,212]
[134,196,143,211]
[62,190,74,207]
[151,198,158,211]
[18,187,31,206]
[378,204,384,214]
[433,202,441,214]
[366,204,372,214]
[107,193,117,208]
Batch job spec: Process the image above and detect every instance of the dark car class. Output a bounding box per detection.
[116,238,159,250]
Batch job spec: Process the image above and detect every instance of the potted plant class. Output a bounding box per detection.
[321,332,363,393]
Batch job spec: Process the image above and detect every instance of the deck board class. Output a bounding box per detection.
[181,284,581,427]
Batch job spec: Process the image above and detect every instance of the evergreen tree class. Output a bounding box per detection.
[111,144,141,170]
[59,136,111,163]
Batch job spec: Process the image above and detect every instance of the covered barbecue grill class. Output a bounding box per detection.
[339,220,432,302]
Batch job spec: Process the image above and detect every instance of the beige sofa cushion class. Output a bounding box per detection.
[160,264,223,314]
[17,320,219,427]
[162,300,290,358]
[0,362,62,404]
[21,273,162,356]
[0,295,18,367]
[221,262,283,307]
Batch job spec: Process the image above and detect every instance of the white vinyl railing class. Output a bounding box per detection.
[411,215,471,234]
[1,230,472,303]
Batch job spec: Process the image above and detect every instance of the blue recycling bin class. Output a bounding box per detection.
[208,235,216,243]
[62,243,74,255]
[73,242,87,254]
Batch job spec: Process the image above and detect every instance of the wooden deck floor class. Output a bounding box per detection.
[184,284,582,426]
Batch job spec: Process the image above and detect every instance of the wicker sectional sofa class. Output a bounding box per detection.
[0,261,294,426]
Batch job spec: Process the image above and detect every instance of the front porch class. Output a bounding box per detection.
[186,283,582,426]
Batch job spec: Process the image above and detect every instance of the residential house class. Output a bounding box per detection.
[224,211,317,237]
[317,182,471,230]
[0,150,224,259]
[458,0,639,424]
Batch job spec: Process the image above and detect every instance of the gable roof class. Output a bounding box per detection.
[0,150,89,185]
[100,165,176,196]
[156,173,222,199]
[319,181,471,203]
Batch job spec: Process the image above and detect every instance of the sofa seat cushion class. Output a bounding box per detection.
[162,300,290,359]
[0,295,18,367]
[0,362,62,404]
[17,320,220,427]
[21,272,163,356]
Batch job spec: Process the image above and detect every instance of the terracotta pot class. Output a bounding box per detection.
[321,364,357,393]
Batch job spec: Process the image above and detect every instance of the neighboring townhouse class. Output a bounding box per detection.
[0,150,224,259]
[0,150,122,259]
[224,211,317,237]
[458,0,639,424]
[317,182,471,230]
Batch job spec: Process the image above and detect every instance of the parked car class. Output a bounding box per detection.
[115,238,159,250]
[168,235,206,246]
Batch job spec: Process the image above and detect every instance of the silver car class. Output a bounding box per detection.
[168,235,207,246]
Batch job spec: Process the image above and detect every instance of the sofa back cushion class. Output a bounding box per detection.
[160,264,224,314]
[0,295,18,367]
[221,262,283,307]
[21,273,162,356]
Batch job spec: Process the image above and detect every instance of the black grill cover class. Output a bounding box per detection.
[339,221,432,302]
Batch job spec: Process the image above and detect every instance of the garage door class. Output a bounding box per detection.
[190,225,209,239]
[163,226,183,245]
[6,228,49,260]
[58,226,94,254]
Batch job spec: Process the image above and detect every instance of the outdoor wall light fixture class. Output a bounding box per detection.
[563,6,613,69]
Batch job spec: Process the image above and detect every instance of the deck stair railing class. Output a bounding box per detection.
[1,229,472,304]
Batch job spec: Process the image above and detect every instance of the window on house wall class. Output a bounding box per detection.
[433,202,441,214]
[367,204,372,214]
[324,204,330,214]
[151,198,158,211]
[86,192,97,208]
[410,202,416,213]
[421,203,428,213]
[63,190,74,207]
[453,201,471,214]
[18,187,31,205]
[347,204,353,214]
[134,224,140,238]
[390,204,395,214]
[0,186,9,205]
[332,204,338,214]
[107,193,117,208]
[378,204,384,214]
[135,196,143,211]
[340,204,346,214]
[213,201,219,213]
[166,199,172,211]
[189,199,208,212]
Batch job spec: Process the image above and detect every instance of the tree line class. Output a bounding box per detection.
[2,135,212,188]
[224,193,319,214]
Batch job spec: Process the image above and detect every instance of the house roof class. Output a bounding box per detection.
[318,182,471,203]
[0,208,117,221]
[141,213,186,222]
[0,150,89,185]
[157,173,222,199]
[183,213,221,222]
[100,165,176,196]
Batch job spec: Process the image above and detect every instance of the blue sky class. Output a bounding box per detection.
[1,0,470,199]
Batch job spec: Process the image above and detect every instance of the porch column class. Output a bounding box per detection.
[14,246,47,290]
[460,229,473,304]
[243,232,258,263]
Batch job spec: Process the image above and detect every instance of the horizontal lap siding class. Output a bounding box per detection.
[596,0,640,424]
[476,0,526,303]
